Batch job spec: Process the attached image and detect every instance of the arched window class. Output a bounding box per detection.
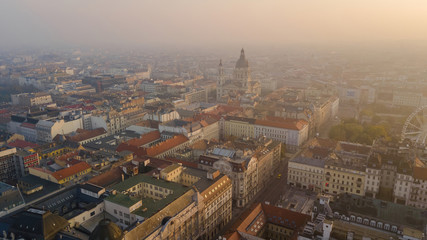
[363,218,369,225]
[384,224,390,231]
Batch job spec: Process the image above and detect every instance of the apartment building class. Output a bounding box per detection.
[143,108,180,123]
[183,88,208,104]
[105,174,202,240]
[324,158,366,196]
[221,116,308,152]
[159,165,232,240]
[222,116,255,139]
[254,118,309,152]
[14,150,40,177]
[8,112,91,143]
[221,203,310,240]
[199,150,258,208]
[11,92,53,106]
[364,156,381,198]
[0,148,18,183]
[288,157,325,192]
[394,166,427,209]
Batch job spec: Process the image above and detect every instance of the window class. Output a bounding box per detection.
[90,211,95,216]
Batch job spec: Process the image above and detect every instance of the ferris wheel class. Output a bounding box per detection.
[401,105,427,147]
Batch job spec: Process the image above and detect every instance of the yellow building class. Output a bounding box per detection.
[324,158,366,196]
[160,164,184,182]
[222,116,255,139]
[37,143,76,160]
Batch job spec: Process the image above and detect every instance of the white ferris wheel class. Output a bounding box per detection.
[401,105,427,147]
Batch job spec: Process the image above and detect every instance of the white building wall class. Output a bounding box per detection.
[364,168,381,197]
[91,116,108,131]
[393,173,413,205]
[104,199,143,228]
[68,202,105,227]
[61,118,83,134]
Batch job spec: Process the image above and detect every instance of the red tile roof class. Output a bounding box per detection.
[413,166,427,181]
[67,128,107,143]
[116,144,147,157]
[0,109,9,115]
[64,103,84,109]
[255,118,308,131]
[192,113,222,122]
[221,232,241,240]
[146,135,189,157]
[21,122,36,129]
[261,203,310,230]
[56,151,79,163]
[51,161,91,181]
[8,139,39,149]
[135,120,159,129]
[126,130,161,147]
[225,203,310,239]
[190,139,208,150]
[88,167,123,188]
[308,138,337,149]
[82,105,96,111]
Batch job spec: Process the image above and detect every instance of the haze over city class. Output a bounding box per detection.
[1,1,427,240]
[2,0,427,50]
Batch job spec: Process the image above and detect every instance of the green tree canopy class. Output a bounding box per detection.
[329,121,390,145]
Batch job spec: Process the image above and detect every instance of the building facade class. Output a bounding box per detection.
[0,148,18,183]
[288,157,325,192]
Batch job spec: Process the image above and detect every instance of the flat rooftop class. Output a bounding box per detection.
[108,174,191,219]
[0,182,13,194]
[291,156,325,168]
[105,193,140,208]
[331,193,427,231]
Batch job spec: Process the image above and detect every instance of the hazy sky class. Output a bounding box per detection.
[1,1,427,50]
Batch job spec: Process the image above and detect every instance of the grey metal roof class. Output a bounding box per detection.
[291,157,325,168]
[212,148,236,158]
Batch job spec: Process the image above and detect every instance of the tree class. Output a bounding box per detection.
[328,121,391,144]
[329,125,346,141]
[344,123,364,142]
